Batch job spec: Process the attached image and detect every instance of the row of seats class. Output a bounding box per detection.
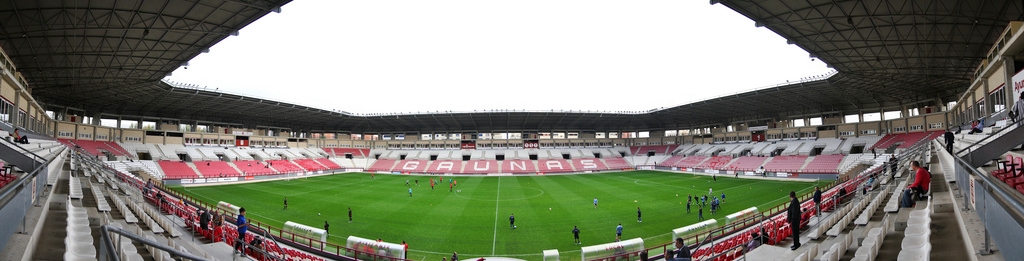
[809,203,848,240]
[855,189,888,225]
[130,194,165,234]
[723,156,768,171]
[70,177,84,199]
[851,214,892,261]
[106,223,145,261]
[695,156,731,169]
[233,160,275,175]
[993,155,1024,194]
[762,156,809,172]
[0,164,15,188]
[870,131,943,150]
[884,179,910,213]
[143,234,175,261]
[294,159,328,172]
[157,161,199,179]
[111,194,138,224]
[59,139,131,157]
[804,155,845,174]
[815,232,854,261]
[792,243,821,261]
[629,145,678,155]
[194,161,240,177]
[266,160,303,173]
[64,197,97,261]
[826,193,872,237]
[324,148,371,157]
[690,235,749,261]
[90,180,111,212]
[315,158,342,169]
[897,199,932,260]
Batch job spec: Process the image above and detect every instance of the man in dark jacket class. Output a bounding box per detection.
[812,187,822,217]
[787,191,801,250]
[944,129,955,154]
[199,209,212,231]
[889,156,898,177]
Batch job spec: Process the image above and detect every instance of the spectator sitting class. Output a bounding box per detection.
[747,231,762,249]
[664,249,676,261]
[901,160,932,208]
[967,120,984,134]
[13,128,28,144]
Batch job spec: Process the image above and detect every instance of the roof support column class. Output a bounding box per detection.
[1003,56,1016,110]
[10,89,21,129]
[91,112,102,126]
[983,79,993,116]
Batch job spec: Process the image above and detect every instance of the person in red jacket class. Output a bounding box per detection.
[908,161,931,194]
[902,161,931,207]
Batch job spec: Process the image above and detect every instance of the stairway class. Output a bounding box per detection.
[185,162,203,178]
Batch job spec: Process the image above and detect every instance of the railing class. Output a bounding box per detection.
[97,224,280,261]
[947,135,1024,257]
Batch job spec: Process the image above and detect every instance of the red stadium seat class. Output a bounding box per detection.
[367,159,398,172]
[234,160,275,175]
[571,158,608,171]
[1006,176,1024,188]
[157,161,199,179]
[463,160,496,174]
[429,160,465,174]
[675,156,709,168]
[501,160,537,173]
[315,158,342,169]
[992,155,1015,175]
[603,158,632,169]
[194,161,241,177]
[293,159,328,171]
[538,159,573,173]
[995,157,1022,181]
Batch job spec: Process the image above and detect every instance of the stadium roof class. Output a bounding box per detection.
[2,0,1022,133]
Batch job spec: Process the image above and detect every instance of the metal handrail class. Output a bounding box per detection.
[952,146,1024,223]
[0,139,60,208]
[954,118,1021,156]
[98,225,211,261]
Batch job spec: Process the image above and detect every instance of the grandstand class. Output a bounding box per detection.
[1,0,1022,261]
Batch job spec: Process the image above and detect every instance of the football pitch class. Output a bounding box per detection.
[171,171,825,261]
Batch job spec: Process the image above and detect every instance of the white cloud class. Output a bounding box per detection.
[167,0,832,114]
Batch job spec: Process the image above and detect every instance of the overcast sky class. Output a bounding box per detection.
[165,0,833,114]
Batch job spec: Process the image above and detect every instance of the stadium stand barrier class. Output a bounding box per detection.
[943,122,1024,258]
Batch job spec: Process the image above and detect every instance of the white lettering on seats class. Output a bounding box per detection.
[510,161,526,171]
[546,161,564,170]
[581,159,597,169]
[402,161,419,170]
[435,161,454,171]
[473,161,490,171]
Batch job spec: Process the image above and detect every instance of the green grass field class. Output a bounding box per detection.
[171,171,824,261]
